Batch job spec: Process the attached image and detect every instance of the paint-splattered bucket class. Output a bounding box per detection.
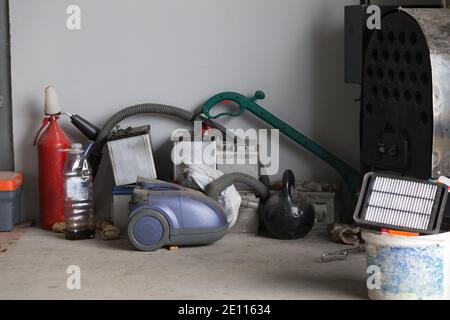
[362,231,450,300]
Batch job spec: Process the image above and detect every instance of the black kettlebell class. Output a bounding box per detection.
[262,170,315,239]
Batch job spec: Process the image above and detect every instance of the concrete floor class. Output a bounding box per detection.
[0,227,367,299]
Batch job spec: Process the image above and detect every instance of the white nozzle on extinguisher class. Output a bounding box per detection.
[44,86,62,115]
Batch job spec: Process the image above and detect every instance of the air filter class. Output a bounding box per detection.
[354,173,448,234]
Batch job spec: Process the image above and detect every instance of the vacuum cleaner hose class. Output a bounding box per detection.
[259,175,271,190]
[205,173,269,202]
[90,103,196,177]
[95,103,195,143]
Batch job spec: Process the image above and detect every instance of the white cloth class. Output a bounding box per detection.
[180,161,241,228]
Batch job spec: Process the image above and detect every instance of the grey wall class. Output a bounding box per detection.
[10,0,360,222]
[0,0,13,170]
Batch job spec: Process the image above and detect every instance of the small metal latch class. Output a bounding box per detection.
[321,246,365,263]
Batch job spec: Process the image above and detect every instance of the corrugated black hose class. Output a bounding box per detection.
[89,103,196,177]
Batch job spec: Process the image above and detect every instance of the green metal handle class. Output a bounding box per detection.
[201,90,362,199]
[202,91,266,119]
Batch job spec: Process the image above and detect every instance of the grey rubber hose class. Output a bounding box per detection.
[205,173,269,202]
[95,103,196,144]
[90,103,196,177]
[259,175,271,190]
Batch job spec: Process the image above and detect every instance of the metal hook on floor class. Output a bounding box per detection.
[321,246,365,263]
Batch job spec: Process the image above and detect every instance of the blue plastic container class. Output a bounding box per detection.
[112,185,135,232]
[0,172,24,232]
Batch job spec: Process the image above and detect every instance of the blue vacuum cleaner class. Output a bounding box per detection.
[128,175,268,251]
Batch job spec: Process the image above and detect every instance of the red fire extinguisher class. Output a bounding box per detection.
[33,87,71,230]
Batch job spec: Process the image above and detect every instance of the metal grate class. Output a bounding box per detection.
[354,173,448,234]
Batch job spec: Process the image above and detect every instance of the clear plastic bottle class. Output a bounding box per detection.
[63,143,95,240]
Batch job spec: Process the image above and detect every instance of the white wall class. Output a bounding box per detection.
[10,0,360,221]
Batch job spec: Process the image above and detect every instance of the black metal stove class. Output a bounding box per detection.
[347,6,450,180]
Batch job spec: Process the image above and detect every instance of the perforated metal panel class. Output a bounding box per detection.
[361,10,433,178]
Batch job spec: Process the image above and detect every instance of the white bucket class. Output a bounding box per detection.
[362,230,450,300]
